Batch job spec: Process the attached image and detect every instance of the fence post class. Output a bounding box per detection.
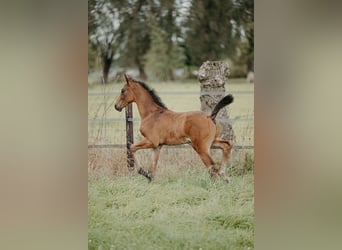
[198,61,235,142]
[125,103,134,170]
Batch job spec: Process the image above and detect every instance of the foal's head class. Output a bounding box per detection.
[114,74,136,112]
[114,74,167,112]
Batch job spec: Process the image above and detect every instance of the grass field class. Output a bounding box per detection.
[89,169,254,250]
[88,78,254,249]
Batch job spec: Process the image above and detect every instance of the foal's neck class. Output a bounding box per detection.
[133,85,164,119]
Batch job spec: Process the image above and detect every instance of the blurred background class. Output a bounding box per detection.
[88,0,254,83]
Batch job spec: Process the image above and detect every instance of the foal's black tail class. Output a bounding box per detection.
[210,94,234,121]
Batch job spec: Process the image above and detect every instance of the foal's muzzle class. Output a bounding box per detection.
[115,104,122,112]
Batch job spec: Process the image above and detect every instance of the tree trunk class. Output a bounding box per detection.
[102,55,113,84]
[138,64,147,81]
[198,61,235,142]
[168,68,174,81]
[134,55,147,81]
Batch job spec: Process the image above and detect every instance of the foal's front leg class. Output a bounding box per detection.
[130,138,156,182]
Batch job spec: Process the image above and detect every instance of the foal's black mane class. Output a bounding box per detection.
[132,79,167,109]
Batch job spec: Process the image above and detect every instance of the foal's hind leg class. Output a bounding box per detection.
[191,141,221,180]
[212,140,233,182]
[148,145,162,178]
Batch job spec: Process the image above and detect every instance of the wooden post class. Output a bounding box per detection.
[125,103,134,170]
[198,61,235,142]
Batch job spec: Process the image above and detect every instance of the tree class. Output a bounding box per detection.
[88,0,99,73]
[98,36,115,83]
[232,0,254,72]
[88,0,97,35]
[184,0,237,66]
[88,0,254,81]
[115,0,151,80]
[89,0,125,83]
[143,0,184,81]
[112,0,182,81]
[144,16,183,81]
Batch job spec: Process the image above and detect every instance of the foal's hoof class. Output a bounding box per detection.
[146,173,154,183]
[138,167,154,182]
[138,167,144,175]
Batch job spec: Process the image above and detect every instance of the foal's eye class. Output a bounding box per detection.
[121,89,125,94]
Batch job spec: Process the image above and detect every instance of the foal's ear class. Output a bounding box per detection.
[124,74,130,84]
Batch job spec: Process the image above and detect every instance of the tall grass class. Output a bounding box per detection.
[88,168,254,250]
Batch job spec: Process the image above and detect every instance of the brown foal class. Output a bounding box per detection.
[115,74,233,182]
